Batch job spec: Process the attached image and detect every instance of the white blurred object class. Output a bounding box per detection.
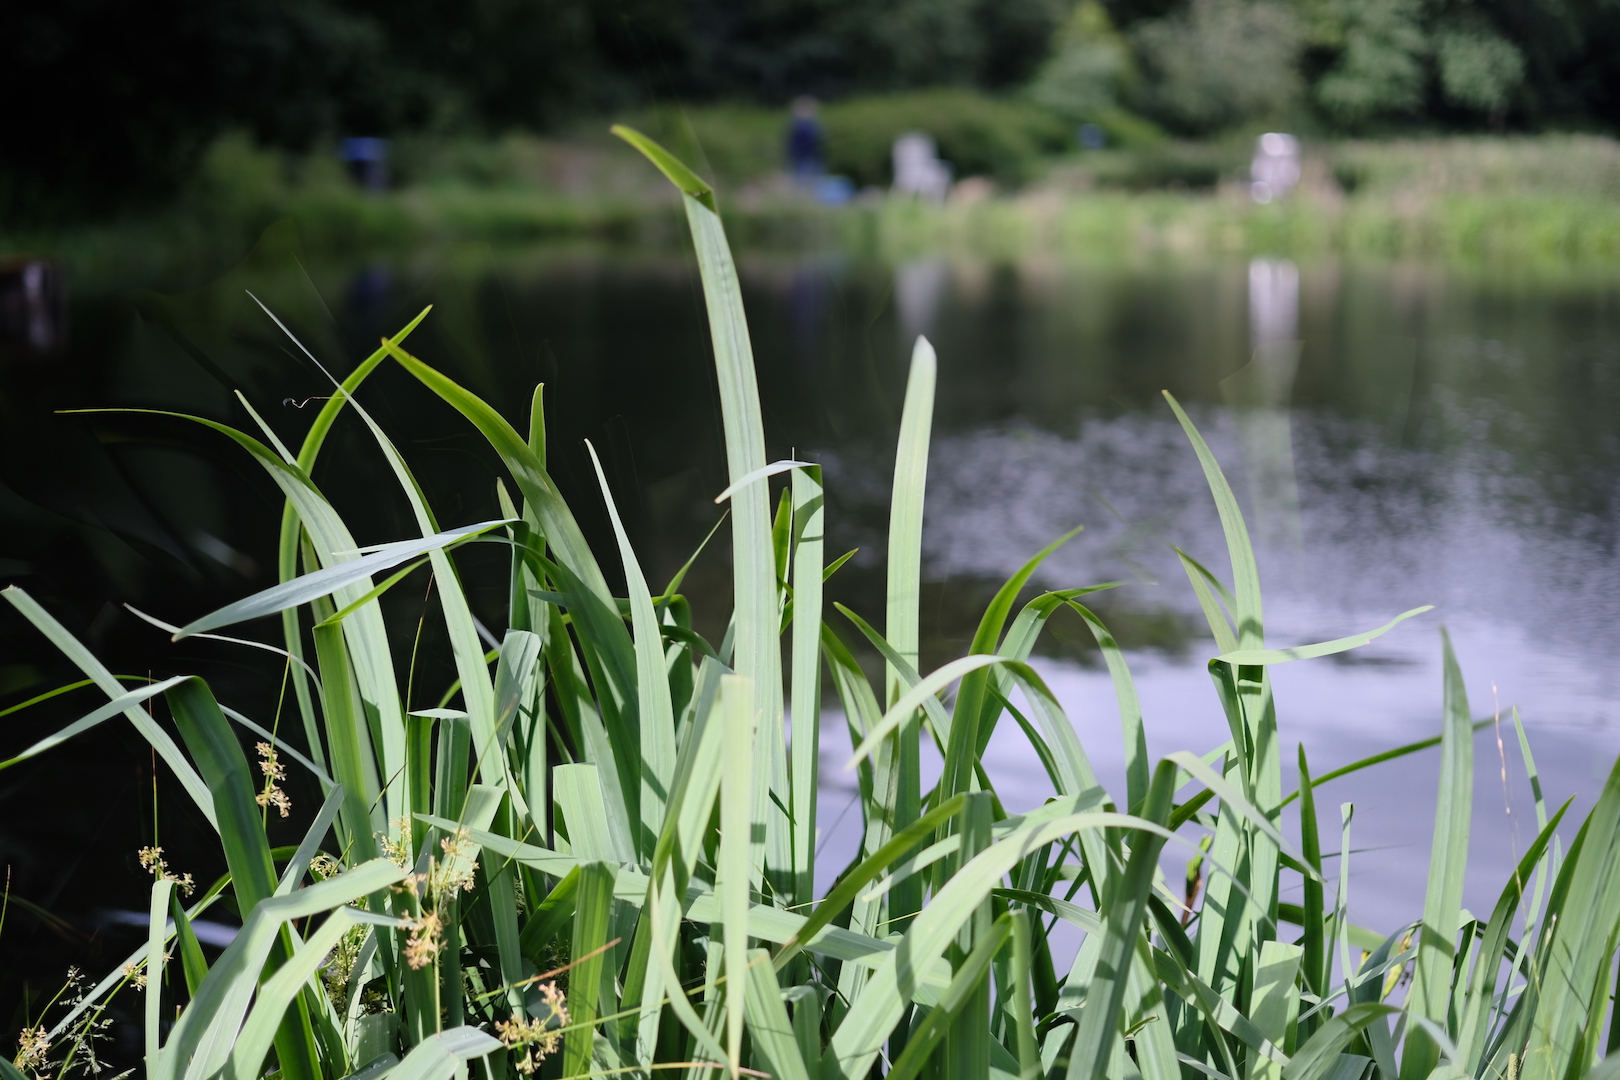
[892,133,952,201]
[1250,132,1300,204]
[1249,257,1299,352]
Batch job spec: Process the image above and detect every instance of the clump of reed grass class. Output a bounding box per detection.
[4,129,1619,1080]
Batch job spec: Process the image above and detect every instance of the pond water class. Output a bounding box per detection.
[3,227,1620,1020]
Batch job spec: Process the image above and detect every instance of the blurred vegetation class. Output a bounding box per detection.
[1,0,1067,223]
[13,131,1620,285]
[6,0,1620,227]
[626,91,1076,187]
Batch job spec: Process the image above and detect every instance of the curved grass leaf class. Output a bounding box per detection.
[223,906,362,1080]
[827,805,1192,1079]
[1214,606,1433,666]
[884,914,1014,1080]
[3,586,216,828]
[712,458,818,504]
[1163,392,1262,648]
[1282,1004,1399,1080]
[157,859,406,1080]
[381,1026,503,1080]
[610,124,717,210]
[0,676,186,770]
[177,520,509,638]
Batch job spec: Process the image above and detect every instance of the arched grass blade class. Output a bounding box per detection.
[3,586,216,829]
[176,520,509,638]
[1163,391,1262,648]
[0,677,185,770]
[1215,606,1433,666]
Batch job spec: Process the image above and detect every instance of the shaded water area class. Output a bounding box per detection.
[4,225,1620,1042]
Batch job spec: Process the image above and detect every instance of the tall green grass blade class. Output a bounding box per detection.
[610,124,717,210]
[720,674,756,1078]
[1457,798,1572,1071]
[1070,760,1177,1080]
[588,440,677,859]
[564,861,618,1078]
[1068,601,1150,813]
[884,337,935,943]
[885,335,935,707]
[790,465,825,909]
[312,622,384,857]
[1521,753,1620,1080]
[146,878,175,1077]
[382,340,613,606]
[1402,628,1476,1080]
[617,127,786,890]
[944,528,1084,795]
[1298,745,1327,1001]
[1012,909,1041,1080]
[1176,548,1239,654]
[828,807,1177,1079]
[169,891,208,995]
[164,679,279,916]
[1249,942,1304,1080]
[744,948,813,1080]
[1163,392,1262,648]
[2,587,216,828]
[224,906,362,1080]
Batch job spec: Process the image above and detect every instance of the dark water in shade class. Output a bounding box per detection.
[4,225,1620,1040]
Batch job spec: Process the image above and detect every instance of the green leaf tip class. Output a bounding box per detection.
[610,124,717,212]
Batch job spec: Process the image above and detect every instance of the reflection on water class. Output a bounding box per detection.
[1230,257,1304,551]
[4,238,1620,1000]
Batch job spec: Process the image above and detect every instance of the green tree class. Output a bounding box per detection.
[1029,2,1136,120]
[1129,0,1301,134]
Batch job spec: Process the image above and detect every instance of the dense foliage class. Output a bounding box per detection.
[10,0,1620,222]
[0,0,1065,222]
[5,130,1620,1080]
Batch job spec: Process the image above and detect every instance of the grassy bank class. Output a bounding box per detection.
[9,129,1620,285]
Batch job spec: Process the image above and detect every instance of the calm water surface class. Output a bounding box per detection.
[4,231,1619,1019]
